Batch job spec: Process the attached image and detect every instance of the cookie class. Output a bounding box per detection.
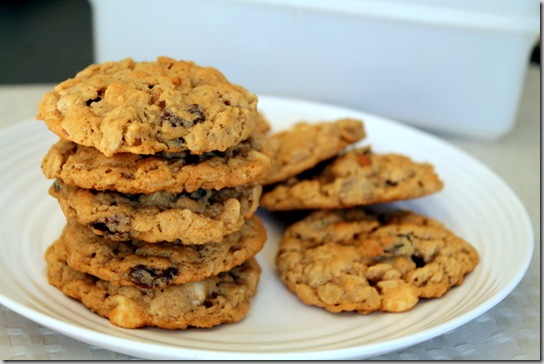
[262,118,365,185]
[50,180,262,244]
[261,146,443,210]
[41,133,274,194]
[46,241,261,329]
[50,215,265,288]
[275,208,479,314]
[256,112,272,134]
[36,57,260,157]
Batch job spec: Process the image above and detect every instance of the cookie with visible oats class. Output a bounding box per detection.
[50,180,262,244]
[261,146,443,210]
[46,240,261,329]
[41,133,274,194]
[275,208,479,314]
[262,118,365,185]
[49,215,265,288]
[36,57,260,157]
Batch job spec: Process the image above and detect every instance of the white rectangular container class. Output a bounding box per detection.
[90,0,539,140]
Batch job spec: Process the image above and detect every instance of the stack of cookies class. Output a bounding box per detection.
[37,57,275,329]
[260,118,479,315]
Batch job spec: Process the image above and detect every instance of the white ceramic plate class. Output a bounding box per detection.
[0,96,533,360]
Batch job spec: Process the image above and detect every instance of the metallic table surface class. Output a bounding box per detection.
[0,65,539,360]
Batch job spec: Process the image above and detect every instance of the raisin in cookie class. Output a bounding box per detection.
[50,180,261,244]
[37,57,260,157]
[275,208,479,314]
[46,241,261,329]
[41,133,274,194]
[50,215,265,288]
[261,146,443,210]
[262,118,365,185]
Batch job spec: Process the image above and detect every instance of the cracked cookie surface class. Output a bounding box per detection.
[275,208,479,314]
[46,241,261,329]
[262,118,365,185]
[37,57,260,157]
[50,180,261,244]
[261,146,443,210]
[50,215,266,289]
[41,133,274,194]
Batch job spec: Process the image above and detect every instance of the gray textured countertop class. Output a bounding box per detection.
[0,64,539,360]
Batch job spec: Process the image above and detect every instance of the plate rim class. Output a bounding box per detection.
[0,95,534,360]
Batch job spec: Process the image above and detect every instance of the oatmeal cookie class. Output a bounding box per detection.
[50,216,265,288]
[276,208,479,314]
[36,57,260,157]
[262,118,365,185]
[41,133,274,194]
[261,146,443,210]
[256,112,272,134]
[46,241,261,329]
[50,180,261,244]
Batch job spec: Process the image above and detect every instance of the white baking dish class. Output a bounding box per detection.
[90,0,539,140]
